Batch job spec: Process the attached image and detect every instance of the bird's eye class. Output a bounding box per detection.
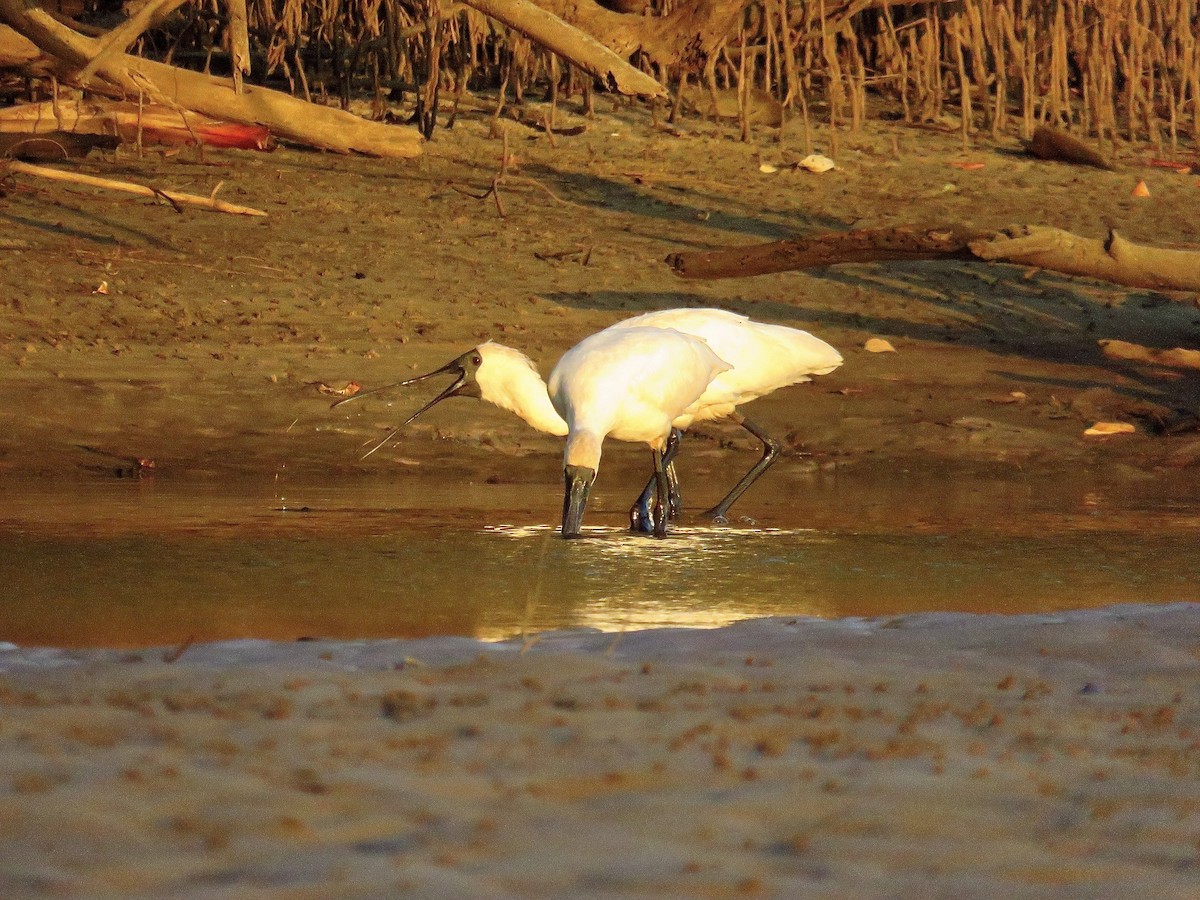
[472,355,482,366]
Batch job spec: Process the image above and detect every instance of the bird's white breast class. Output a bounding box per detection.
[548,326,731,448]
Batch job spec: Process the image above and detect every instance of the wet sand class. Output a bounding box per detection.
[2,604,1199,897]
[3,100,1200,895]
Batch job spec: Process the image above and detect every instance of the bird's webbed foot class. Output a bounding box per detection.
[703,506,730,526]
[629,498,656,534]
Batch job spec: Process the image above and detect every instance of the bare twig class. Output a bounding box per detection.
[4,160,268,216]
[75,0,190,85]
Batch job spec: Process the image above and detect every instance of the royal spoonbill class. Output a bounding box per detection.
[335,308,842,534]
[338,326,728,538]
[605,308,842,529]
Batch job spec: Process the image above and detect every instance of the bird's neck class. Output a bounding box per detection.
[565,429,604,470]
[485,364,569,437]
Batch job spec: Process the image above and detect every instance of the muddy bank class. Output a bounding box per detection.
[3,105,1200,490]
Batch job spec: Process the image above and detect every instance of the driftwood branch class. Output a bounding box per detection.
[666,225,985,279]
[462,0,665,97]
[75,0,189,85]
[969,227,1200,294]
[225,0,250,93]
[666,224,1200,295]
[525,0,748,71]
[1100,340,1200,371]
[0,0,423,158]
[5,159,268,216]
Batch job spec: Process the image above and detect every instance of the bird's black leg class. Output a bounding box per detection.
[629,471,656,534]
[651,445,671,538]
[629,429,683,533]
[703,414,781,524]
[663,428,683,518]
[666,459,682,520]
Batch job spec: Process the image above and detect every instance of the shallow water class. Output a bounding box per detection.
[1,472,1197,648]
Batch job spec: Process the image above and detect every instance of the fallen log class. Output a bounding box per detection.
[666,224,1200,295]
[0,98,275,150]
[5,159,268,216]
[0,1,423,158]
[1099,339,1200,371]
[968,227,1200,294]
[462,0,665,97]
[0,22,39,67]
[666,225,985,279]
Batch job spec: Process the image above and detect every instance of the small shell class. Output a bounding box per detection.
[758,163,779,174]
[1083,421,1135,436]
[797,154,836,173]
[314,381,362,397]
[864,338,896,353]
[1131,180,1151,197]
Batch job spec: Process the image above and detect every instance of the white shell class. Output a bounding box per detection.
[797,154,836,173]
[1083,421,1135,436]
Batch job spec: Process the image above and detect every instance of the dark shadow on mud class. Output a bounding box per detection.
[546,259,1200,410]
[1,204,178,251]
[522,163,848,239]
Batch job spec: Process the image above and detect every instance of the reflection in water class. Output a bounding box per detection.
[0,476,1197,648]
[480,524,839,636]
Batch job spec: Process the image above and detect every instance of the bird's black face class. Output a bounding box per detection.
[394,348,485,426]
[561,464,596,539]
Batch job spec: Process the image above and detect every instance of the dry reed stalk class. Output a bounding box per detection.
[798,79,813,155]
[764,0,780,101]
[737,22,750,142]
[961,3,989,129]
[848,26,865,133]
[950,13,970,149]
[779,0,798,109]
[547,53,558,130]
[1047,4,1067,126]
[23,0,1194,158]
[818,0,844,132]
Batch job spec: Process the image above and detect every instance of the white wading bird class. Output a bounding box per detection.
[605,308,842,530]
[336,308,842,538]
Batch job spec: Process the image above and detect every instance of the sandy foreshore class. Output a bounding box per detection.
[2,603,1198,897]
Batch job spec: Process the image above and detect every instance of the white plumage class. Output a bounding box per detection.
[338,308,842,537]
[548,325,731,537]
[602,308,843,530]
[607,308,843,428]
[549,325,732,459]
